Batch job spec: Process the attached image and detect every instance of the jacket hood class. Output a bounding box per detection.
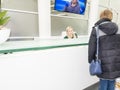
[95,18,118,35]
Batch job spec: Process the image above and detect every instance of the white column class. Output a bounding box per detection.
[88,0,99,36]
[38,0,51,38]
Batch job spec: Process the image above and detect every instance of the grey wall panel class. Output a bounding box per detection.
[51,16,88,36]
[6,12,39,37]
[2,0,38,12]
[1,0,38,37]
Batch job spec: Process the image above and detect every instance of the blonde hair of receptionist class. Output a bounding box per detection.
[66,26,76,38]
[66,26,73,32]
[100,9,113,20]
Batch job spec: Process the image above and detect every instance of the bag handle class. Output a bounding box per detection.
[95,21,110,60]
[95,26,99,60]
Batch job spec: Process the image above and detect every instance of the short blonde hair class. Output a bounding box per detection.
[100,9,113,20]
[66,26,73,31]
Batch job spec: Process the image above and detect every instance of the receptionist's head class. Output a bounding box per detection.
[66,26,74,36]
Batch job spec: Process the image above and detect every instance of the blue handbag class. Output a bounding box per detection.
[89,59,102,75]
[89,26,102,75]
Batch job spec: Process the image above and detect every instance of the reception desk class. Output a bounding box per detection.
[0,38,98,90]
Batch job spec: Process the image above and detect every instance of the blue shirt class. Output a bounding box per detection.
[64,2,80,14]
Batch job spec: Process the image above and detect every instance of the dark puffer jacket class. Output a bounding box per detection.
[88,18,120,79]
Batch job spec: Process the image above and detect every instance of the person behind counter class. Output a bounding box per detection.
[64,26,78,39]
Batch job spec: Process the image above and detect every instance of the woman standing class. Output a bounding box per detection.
[88,9,120,90]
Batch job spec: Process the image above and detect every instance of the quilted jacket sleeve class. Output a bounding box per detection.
[88,27,97,63]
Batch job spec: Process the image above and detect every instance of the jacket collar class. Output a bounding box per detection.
[95,18,111,26]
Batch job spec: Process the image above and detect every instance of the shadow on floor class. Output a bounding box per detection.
[83,82,99,90]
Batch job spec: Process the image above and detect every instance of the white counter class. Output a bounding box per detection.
[0,38,98,90]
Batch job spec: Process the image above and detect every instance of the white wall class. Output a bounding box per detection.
[0,46,98,90]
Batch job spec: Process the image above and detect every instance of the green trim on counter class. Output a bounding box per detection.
[0,43,88,54]
[0,37,89,54]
